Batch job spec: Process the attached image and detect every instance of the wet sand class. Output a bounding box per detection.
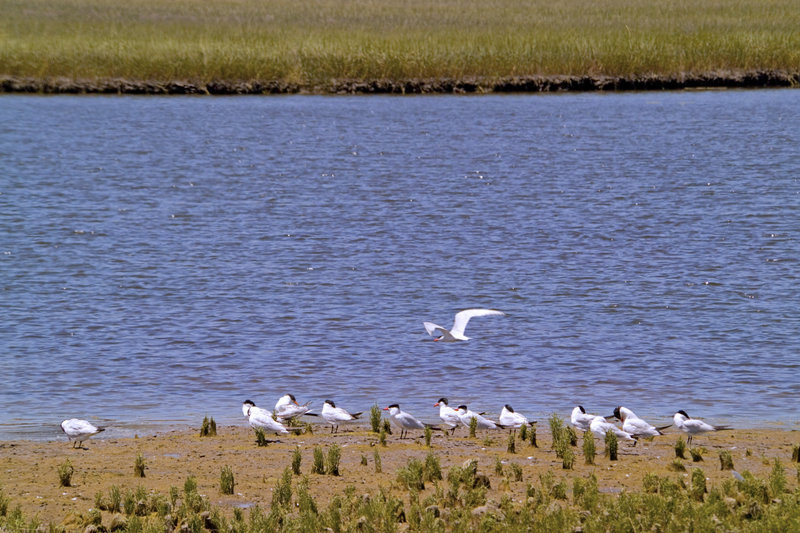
[1,422,798,528]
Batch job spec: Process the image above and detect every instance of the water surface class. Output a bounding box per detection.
[1,90,798,440]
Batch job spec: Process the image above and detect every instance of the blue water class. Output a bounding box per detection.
[1,90,799,440]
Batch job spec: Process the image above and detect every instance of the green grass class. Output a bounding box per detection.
[2,0,798,89]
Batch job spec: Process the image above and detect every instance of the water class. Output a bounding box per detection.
[1,90,798,440]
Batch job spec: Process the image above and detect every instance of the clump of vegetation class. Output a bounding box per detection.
[292,447,302,475]
[508,463,523,482]
[254,428,269,447]
[326,444,341,476]
[373,450,382,474]
[469,417,478,438]
[58,459,74,487]
[720,450,735,470]
[507,432,516,454]
[669,459,687,472]
[220,465,235,495]
[519,424,528,442]
[604,430,618,461]
[529,424,538,448]
[548,413,565,452]
[583,430,596,465]
[134,452,146,477]
[397,458,426,492]
[382,419,392,435]
[379,426,388,447]
[690,468,706,502]
[424,426,432,447]
[690,448,704,462]
[791,444,800,463]
[311,447,325,475]
[370,404,382,433]
[200,415,217,437]
[675,437,687,459]
[360,454,367,466]
[769,458,786,497]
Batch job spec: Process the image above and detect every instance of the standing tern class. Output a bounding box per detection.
[455,405,504,430]
[384,404,427,439]
[242,400,290,436]
[321,400,362,433]
[589,416,637,442]
[60,418,105,449]
[611,406,671,438]
[274,394,316,421]
[423,308,505,342]
[434,398,461,434]
[673,410,731,446]
[570,406,596,432]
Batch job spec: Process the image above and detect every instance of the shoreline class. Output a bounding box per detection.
[2,422,798,529]
[2,70,799,95]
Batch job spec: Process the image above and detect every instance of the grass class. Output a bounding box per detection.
[57,460,73,487]
[220,465,235,495]
[134,452,146,478]
[2,0,797,91]
[200,415,217,437]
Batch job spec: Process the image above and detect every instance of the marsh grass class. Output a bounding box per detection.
[57,459,74,487]
[134,452,146,477]
[583,430,596,465]
[604,430,618,461]
[326,445,341,476]
[311,448,325,475]
[379,426,387,447]
[529,424,538,448]
[291,447,302,475]
[424,426,432,448]
[370,404,381,433]
[690,468,706,502]
[469,417,478,438]
[519,424,527,442]
[792,444,800,463]
[3,0,798,88]
[200,416,217,437]
[373,450,382,474]
[220,465,235,495]
[690,448,704,462]
[675,437,688,459]
[507,432,516,454]
[254,428,269,447]
[720,450,735,471]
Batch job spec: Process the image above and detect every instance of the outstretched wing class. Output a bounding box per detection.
[451,309,505,337]
[423,322,445,337]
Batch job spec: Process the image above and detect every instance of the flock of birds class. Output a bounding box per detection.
[60,395,730,450]
[59,310,730,449]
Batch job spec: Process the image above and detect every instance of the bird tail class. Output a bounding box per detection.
[424,423,443,431]
[655,424,672,432]
[97,427,107,433]
[352,412,363,419]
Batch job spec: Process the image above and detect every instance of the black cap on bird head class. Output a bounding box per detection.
[504,404,515,412]
[325,400,336,407]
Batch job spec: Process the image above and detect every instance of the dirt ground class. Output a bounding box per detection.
[2,422,799,528]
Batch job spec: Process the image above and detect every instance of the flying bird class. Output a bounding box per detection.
[424,308,505,342]
[61,418,105,449]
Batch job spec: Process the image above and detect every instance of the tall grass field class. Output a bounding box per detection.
[2,0,799,92]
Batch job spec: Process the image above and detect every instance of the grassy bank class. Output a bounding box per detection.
[1,0,799,93]
[1,417,800,531]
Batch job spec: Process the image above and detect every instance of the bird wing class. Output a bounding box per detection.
[451,309,505,337]
[62,419,98,434]
[423,322,445,337]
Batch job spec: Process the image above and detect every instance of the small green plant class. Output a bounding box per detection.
[769,458,786,497]
[482,435,494,447]
[507,432,516,454]
[397,458,425,492]
[519,424,528,442]
[200,415,217,437]
[220,465,235,495]
[370,404,382,433]
[548,413,565,450]
[604,430,618,461]
[642,472,660,493]
[109,485,121,512]
[254,427,269,447]
[669,459,687,472]
[373,450,382,473]
[58,459,74,487]
[566,426,578,446]
[292,447,302,475]
[495,457,504,476]
[509,463,523,482]
[719,450,735,470]
[272,467,293,509]
[379,426,387,447]
[360,454,367,466]
[791,444,800,463]
[690,468,706,502]
[326,444,341,476]
[312,447,325,475]
[529,424,538,447]
[469,417,478,438]
[675,437,687,459]
[424,426,432,447]
[134,452,146,477]
[690,448,704,462]
[583,431,596,465]
[424,452,442,481]
[382,419,392,435]
[562,445,574,469]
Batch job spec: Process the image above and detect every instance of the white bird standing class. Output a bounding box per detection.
[673,410,731,446]
[435,398,461,434]
[455,405,504,430]
[570,406,596,432]
[384,404,426,439]
[242,400,290,436]
[60,418,105,449]
[612,406,670,438]
[321,400,362,433]
[589,416,637,442]
[423,308,505,342]
[274,394,315,421]
[499,404,534,430]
